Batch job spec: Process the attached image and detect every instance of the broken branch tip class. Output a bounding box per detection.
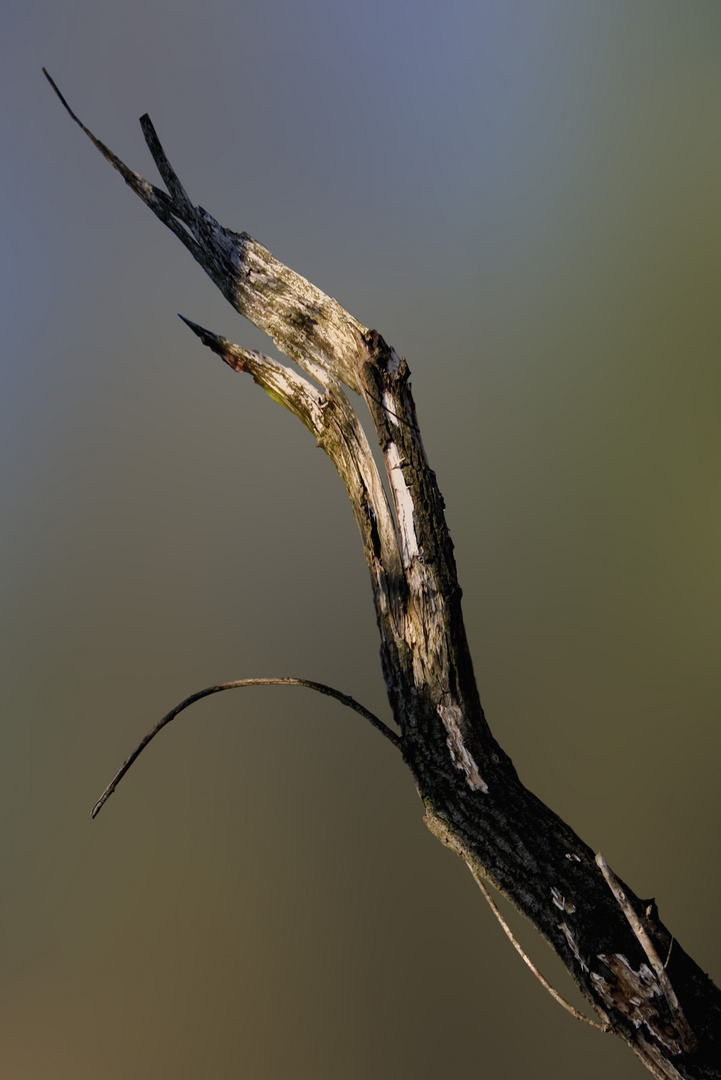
[42,68,68,110]
[179,313,207,335]
[179,315,225,353]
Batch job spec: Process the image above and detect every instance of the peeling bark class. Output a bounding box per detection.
[47,70,721,1079]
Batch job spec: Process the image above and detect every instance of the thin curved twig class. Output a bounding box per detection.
[466,863,611,1034]
[92,677,402,819]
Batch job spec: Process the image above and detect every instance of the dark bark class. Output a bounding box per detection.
[46,70,721,1080]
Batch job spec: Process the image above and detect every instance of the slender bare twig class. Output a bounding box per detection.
[595,853,696,1052]
[92,678,402,819]
[466,863,611,1034]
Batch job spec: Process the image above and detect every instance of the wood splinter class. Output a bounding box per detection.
[596,853,697,1054]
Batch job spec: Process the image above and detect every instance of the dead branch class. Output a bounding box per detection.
[47,71,721,1079]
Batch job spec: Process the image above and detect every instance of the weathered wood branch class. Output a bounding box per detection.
[47,71,721,1079]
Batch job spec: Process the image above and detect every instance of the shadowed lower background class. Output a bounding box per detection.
[2,2,720,1077]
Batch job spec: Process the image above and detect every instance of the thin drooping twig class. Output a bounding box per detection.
[92,678,402,819]
[466,863,611,1034]
[595,853,696,1053]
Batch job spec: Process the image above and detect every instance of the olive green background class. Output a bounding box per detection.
[2,2,720,1077]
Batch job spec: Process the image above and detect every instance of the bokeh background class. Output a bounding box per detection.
[2,2,720,1077]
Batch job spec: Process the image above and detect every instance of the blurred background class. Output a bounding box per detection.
[2,1,720,1076]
